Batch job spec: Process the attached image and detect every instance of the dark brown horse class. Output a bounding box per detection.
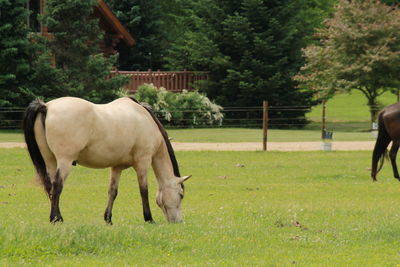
[371,102,400,181]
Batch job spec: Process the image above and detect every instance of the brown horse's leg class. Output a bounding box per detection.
[133,160,154,223]
[389,142,400,180]
[49,160,71,223]
[104,167,122,225]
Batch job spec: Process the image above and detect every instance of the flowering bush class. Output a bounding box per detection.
[134,84,223,126]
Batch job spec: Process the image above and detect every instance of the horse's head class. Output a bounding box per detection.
[156,175,191,223]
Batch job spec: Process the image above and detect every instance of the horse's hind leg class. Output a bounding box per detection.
[50,160,72,223]
[390,142,400,180]
[133,159,154,223]
[104,167,123,225]
[372,133,391,181]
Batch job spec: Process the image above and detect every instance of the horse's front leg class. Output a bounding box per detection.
[104,167,123,225]
[390,142,400,180]
[133,161,154,223]
[50,161,71,223]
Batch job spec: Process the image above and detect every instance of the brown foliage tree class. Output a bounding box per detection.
[295,0,400,122]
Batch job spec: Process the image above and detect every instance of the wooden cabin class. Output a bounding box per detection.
[26,0,208,92]
[27,0,135,56]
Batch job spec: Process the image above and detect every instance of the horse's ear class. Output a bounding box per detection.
[178,175,192,184]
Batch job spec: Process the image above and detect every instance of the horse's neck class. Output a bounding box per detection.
[152,143,176,186]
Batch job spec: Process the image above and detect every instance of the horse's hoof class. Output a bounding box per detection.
[146,220,155,224]
[50,215,64,224]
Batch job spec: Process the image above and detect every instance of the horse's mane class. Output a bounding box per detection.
[128,97,181,177]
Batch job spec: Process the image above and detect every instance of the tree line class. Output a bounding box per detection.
[1,0,400,125]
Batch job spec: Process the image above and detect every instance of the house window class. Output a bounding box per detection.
[28,0,41,32]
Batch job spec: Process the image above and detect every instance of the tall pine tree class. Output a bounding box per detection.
[0,0,32,107]
[165,0,336,126]
[41,0,127,103]
[106,0,168,70]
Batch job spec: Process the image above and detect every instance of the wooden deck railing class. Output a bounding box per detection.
[112,70,209,93]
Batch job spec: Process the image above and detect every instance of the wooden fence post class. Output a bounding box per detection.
[263,101,269,151]
[321,100,326,139]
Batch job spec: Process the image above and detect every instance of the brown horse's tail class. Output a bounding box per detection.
[22,99,51,194]
[371,112,391,181]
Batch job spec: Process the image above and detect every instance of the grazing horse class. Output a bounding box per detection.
[22,97,191,224]
[371,102,400,182]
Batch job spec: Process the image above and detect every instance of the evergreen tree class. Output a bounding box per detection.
[106,0,167,70]
[165,0,336,126]
[0,0,32,107]
[41,0,127,103]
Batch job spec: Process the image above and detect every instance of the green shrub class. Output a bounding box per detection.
[134,84,223,126]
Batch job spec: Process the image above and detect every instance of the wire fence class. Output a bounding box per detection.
[0,107,25,129]
[0,103,378,131]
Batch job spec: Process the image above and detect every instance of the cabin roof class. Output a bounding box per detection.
[96,0,135,46]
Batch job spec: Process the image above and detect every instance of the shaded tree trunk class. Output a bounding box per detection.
[368,97,380,124]
[358,87,381,124]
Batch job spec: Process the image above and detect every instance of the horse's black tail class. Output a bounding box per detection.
[22,99,51,195]
[371,112,391,181]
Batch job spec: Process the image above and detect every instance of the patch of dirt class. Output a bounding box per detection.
[0,142,26,148]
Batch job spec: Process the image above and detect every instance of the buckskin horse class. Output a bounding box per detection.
[371,102,400,182]
[22,97,191,224]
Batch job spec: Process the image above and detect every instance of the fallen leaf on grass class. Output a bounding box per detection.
[245,187,260,191]
[292,220,309,230]
[292,221,302,227]
[290,235,302,241]
[274,220,285,228]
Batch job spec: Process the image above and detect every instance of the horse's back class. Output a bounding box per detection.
[43,97,163,168]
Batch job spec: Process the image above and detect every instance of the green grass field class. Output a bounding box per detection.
[0,130,24,143]
[167,128,377,142]
[308,90,398,122]
[1,90,396,143]
[0,128,377,143]
[1,148,400,265]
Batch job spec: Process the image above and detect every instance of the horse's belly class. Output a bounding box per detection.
[76,145,133,168]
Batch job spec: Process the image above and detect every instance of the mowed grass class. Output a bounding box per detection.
[1,148,400,265]
[2,90,397,143]
[308,90,398,122]
[0,128,376,143]
[167,91,397,142]
[0,130,24,143]
[167,128,377,142]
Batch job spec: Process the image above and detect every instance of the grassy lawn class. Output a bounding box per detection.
[0,130,24,143]
[0,128,377,143]
[1,148,400,265]
[308,90,398,122]
[1,90,396,143]
[167,128,377,142]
